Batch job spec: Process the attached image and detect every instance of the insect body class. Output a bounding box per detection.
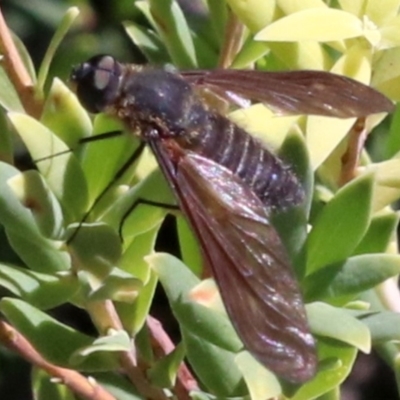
[70,55,393,383]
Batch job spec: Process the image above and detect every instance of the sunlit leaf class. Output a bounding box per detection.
[308,302,371,353]
[226,0,278,32]
[236,352,281,400]
[306,173,374,274]
[256,9,363,42]
[0,263,78,309]
[359,311,400,343]
[147,343,185,388]
[8,112,88,222]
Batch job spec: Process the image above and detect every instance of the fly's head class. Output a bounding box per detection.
[70,54,123,114]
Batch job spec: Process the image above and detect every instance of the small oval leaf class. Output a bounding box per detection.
[306,173,374,274]
[256,8,363,42]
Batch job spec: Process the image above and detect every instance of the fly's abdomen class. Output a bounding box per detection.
[187,111,304,210]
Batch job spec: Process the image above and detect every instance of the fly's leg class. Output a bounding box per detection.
[67,141,146,244]
[118,198,178,239]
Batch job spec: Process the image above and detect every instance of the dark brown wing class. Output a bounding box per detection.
[150,139,317,383]
[182,69,394,118]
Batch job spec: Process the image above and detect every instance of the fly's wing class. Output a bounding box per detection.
[182,69,394,118]
[151,140,317,383]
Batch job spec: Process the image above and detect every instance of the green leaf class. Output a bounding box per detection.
[150,253,246,394]
[256,8,363,42]
[273,132,312,272]
[0,298,119,371]
[182,327,246,396]
[147,343,186,388]
[265,36,332,70]
[71,329,131,364]
[8,112,89,222]
[308,302,371,353]
[123,21,169,64]
[88,267,142,303]
[148,253,242,352]
[7,170,64,239]
[386,103,400,158]
[32,368,75,400]
[306,173,374,274]
[235,352,281,400]
[119,270,157,336]
[0,162,70,273]
[207,0,228,47]
[117,226,160,334]
[226,0,277,32]
[354,212,399,254]
[189,391,213,400]
[0,66,24,112]
[90,372,142,400]
[6,229,70,273]
[369,158,400,210]
[306,116,356,170]
[326,254,400,298]
[0,110,13,164]
[339,0,367,17]
[0,163,43,237]
[80,114,137,208]
[177,215,203,276]
[305,254,400,302]
[365,0,400,26]
[120,225,158,280]
[37,7,80,91]
[135,325,154,365]
[41,78,92,150]
[372,47,400,100]
[190,31,219,69]
[0,263,78,309]
[146,0,197,68]
[67,223,122,280]
[176,297,242,353]
[229,104,301,149]
[331,43,372,83]
[292,340,357,400]
[359,311,400,343]
[106,168,172,239]
[231,39,270,69]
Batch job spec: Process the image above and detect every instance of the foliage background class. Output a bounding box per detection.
[1,3,153,400]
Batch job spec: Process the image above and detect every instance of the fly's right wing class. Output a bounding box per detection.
[151,140,317,383]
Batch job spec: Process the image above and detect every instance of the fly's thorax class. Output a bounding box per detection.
[109,65,205,137]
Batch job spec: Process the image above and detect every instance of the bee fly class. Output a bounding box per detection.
[70,55,393,383]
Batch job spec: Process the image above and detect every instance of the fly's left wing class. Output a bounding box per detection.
[182,69,394,118]
[151,140,317,383]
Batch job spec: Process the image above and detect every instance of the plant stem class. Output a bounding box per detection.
[147,315,199,398]
[0,8,42,117]
[86,300,168,400]
[218,9,244,68]
[0,321,116,400]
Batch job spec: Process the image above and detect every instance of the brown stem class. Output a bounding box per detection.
[0,8,42,117]
[0,320,116,400]
[218,9,244,69]
[86,301,168,400]
[147,315,199,399]
[339,118,367,186]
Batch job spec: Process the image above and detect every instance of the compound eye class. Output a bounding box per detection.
[70,54,122,113]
